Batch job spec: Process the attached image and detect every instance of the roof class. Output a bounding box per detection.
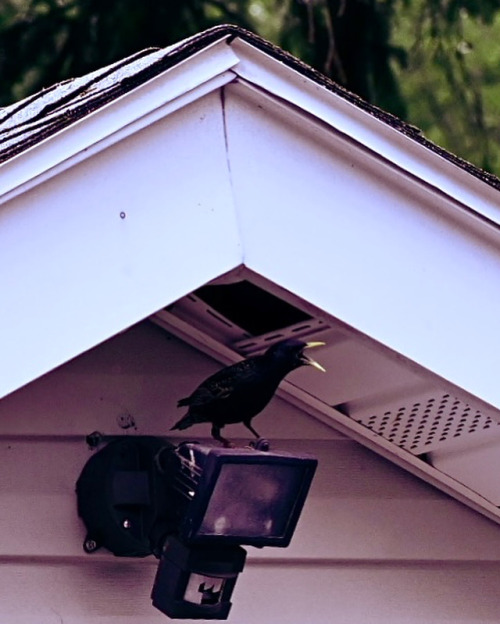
[2,24,500,192]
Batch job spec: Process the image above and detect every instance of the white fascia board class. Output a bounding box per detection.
[0,36,238,206]
[230,38,500,228]
[221,80,500,412]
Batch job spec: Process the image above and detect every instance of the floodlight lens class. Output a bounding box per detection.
[197,463,306,539]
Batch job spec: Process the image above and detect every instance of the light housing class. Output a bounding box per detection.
[76,436,165,557]
[151,536,246,620]
[76,435,317,619]
[157,442,317,547]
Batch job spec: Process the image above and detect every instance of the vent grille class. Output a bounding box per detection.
[351,393,497,455]
[166,288,330,352]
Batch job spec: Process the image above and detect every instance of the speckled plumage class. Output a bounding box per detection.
[171,338,325,446]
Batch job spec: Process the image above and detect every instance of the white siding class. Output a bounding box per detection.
[1,322,500,622]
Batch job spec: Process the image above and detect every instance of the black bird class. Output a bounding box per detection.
[171,338,326,446]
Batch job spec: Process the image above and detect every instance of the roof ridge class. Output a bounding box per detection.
[0,24,499,192]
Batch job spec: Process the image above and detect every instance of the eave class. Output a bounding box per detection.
[0,35,239,205]
[231,37,500,228]
[153,286,500,528]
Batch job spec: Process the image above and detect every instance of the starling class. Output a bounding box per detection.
[171,338,326,446]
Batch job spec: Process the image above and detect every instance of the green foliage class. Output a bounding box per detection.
[270,0,408,118]
[2,0,500,175]
[0,0,253,105]
[261,0,500,175]
[391,0,500,173]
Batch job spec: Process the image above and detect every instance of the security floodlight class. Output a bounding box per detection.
[156,442,318,547]
[76,435,317,619]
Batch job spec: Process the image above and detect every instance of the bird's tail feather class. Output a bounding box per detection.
[170,412,195,431]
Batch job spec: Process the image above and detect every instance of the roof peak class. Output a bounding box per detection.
[1,24,500,192]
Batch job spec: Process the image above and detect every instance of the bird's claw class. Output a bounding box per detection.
[249,438,270,452]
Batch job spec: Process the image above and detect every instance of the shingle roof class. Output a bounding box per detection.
[0,28,213,164]
[1,24,500,192]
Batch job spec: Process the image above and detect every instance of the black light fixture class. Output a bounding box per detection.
[155,442,317,548]
[151,536,246,619]
[76,435,317,619]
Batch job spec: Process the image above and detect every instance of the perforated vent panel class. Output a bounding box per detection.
[350,393,498,455]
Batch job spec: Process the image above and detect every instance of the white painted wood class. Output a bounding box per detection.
[4,559,500,623]
[429,428,500,504]
[0,37,238,204]
[0,71,236,208]
[223,82,500,412]
[232,38,500,228]
[235,561,500,623]
[3,560,500,623]
[0,93,242,399]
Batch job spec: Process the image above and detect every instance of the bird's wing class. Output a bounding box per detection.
[177,384,230,407]
[177,358,260,408]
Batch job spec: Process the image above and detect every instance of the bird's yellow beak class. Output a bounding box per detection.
[302,342,326,372]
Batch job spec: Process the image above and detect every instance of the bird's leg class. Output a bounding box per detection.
[244,422,270,451]
[244,421,260,439]
[211,424,234,448]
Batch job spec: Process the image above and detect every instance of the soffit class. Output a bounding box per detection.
[153,269,500,527]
